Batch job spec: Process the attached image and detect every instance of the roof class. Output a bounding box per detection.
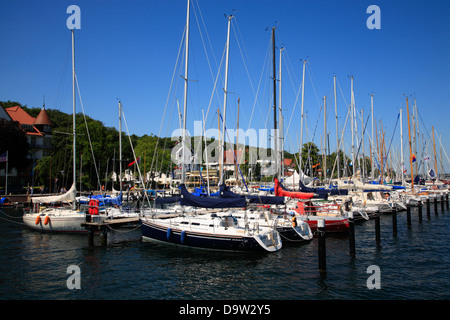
[5,105,43,136]
[283,158,294,166]
[34,107,52,126]
[224,149,244,164]
[5,106,36,125]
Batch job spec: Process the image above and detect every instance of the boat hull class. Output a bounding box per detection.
[22,208,102,234]
[277,224,313,242]
[301,216,349,233]
[140,219,280,252]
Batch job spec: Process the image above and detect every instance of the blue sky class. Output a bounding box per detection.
[1,0,449,173]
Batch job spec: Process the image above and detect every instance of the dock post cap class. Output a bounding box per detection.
[318,219,325,228]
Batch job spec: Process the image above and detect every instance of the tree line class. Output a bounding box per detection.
[1,100,377,193]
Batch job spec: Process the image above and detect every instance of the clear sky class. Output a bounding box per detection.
[1,0,449,173]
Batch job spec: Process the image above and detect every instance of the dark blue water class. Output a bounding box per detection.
[1,205,449,301]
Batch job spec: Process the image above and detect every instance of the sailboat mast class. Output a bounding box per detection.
[71,29,76,209]
[433,126,438,180]
[181,0,190,185]
[119,101,122,197]
[400,108,405,185]
[235,98,240,182]
[371,94,374,181]
[219,14,233,185]
[271,27,278,178]
[299,60,306,176]
[279,47,284,177]
[334,76,339,180]
[323,96,327,182]
[406,97,414,189]
[350,76,355,177]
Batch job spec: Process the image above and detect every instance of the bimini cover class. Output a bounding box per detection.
[179,184,246,208]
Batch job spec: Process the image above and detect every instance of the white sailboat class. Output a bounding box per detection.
[140,1,282,252]
[23,29,106,233]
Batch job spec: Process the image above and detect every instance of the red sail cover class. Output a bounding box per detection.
[274,178,315,200]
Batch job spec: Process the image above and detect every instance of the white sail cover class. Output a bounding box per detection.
[31,183,77,204]
[354,180,392,191]
[282,170,299,188]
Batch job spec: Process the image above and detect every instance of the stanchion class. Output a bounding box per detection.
[348,212,355,256]
[318,219,326,273]
[375,213,381,245]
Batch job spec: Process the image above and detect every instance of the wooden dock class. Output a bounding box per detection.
[80,213,181,245]
[82,217,141,245]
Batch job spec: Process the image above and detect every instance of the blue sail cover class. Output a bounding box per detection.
[80,193,123,206]
[219,184,285,205]
[155,196,181,205]
[179,184,246,208]
[100,192,123,206]
[298,180,348,198]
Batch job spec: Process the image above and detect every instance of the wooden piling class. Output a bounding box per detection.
[434,196,438,215]
[446,194,449,209]
[418,201,423,223]
[406,205,411,227]
[318,219,326,273]
[348,212,355,256]
[81,217,140,246]
[426,198,431,218]
[441,195,444,211]
[375,214,381,245]
[392,207,397,236]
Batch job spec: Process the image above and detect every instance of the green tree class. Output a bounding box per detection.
[0,118,30,171]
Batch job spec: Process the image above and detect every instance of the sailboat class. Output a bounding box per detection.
[140,2,282,252]
[22,29,105,233]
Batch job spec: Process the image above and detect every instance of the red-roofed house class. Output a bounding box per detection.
[283,158,295,176]
[6,105,53,161]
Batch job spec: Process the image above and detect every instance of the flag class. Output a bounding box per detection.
[411,154,416,163]
[0,152,7,162]
[423,156,430,162]
[428,168,436,178]
[127,156,140,167]
[312,162,320,168]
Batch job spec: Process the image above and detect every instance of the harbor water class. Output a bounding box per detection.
[0,205,449,301]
